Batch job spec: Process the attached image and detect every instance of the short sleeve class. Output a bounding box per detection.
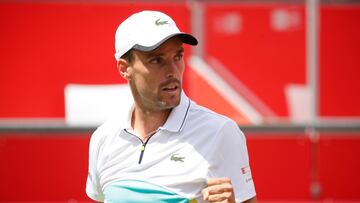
[208,120,256,202]
[86,129,105,202]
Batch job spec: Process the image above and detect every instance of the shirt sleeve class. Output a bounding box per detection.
[86,129,105,202]
[207,120,256,203]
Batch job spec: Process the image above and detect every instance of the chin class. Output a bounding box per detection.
[159,96,181,110]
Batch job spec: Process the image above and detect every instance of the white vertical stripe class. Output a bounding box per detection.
[306,0,319,124]
[190,1,205,58]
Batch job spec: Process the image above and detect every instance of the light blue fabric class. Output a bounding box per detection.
[104,179,190,203]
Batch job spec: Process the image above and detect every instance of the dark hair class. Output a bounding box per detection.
[121,49,134,63]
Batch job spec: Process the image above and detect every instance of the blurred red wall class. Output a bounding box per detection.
[1,3,359,118]
[0,2,359,202]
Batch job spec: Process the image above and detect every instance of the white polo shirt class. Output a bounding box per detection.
[86,92,256,203]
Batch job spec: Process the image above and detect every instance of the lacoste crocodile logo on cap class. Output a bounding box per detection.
[170,153,185,162]
[155,18,169,26]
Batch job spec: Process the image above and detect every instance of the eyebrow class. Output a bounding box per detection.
[177,47,185,54]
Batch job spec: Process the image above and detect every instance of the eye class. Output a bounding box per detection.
[174,53,183,61]
[149,57,162,64]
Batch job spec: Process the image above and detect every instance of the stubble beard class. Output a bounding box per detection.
[130,78,182,112]
[156,78,182,110]
[157,87,182,110]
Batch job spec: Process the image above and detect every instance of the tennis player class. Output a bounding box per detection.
[86,10,256,203]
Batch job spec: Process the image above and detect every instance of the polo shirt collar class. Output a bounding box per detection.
[124,91,191,133]
[161,91,191,132]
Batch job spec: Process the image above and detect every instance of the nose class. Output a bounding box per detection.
[165,60,179,78]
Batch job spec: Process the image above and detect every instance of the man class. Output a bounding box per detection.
[86,10,256,203]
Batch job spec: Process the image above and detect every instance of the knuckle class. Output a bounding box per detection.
[224,177,231,182]
[224,192,232,198]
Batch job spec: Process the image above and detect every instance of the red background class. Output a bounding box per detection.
[0,2,359,202]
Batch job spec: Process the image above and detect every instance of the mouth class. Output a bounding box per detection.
[161,79,181,93]
[162,84,179,92]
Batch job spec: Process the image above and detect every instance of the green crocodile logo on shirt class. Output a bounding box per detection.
[155,18,169,26]
[170,153,185,162]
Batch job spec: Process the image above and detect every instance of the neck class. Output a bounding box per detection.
[131,106,171,141]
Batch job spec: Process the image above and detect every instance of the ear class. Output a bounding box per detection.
[117,59,131,80]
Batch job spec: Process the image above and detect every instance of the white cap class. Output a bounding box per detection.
[114,10,198,61]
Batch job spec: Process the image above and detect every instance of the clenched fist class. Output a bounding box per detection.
[202,177,236,203]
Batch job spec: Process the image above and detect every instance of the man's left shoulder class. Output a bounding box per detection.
[189,102,236,127]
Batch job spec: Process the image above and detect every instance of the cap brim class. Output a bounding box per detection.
[132,33,198,52]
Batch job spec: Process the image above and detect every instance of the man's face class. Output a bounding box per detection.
[126,37,185,111]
